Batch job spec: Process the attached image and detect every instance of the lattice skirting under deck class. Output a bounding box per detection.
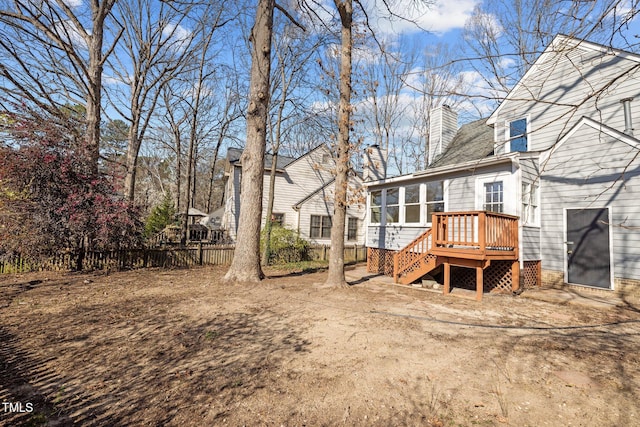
[450,261,515,294]
[522,260,542,288]
[367,247,396,276]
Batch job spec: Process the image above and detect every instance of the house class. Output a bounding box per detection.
[221,144,366,245]
[365,35,640,300]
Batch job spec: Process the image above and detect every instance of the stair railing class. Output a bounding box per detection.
[393,228,432,282]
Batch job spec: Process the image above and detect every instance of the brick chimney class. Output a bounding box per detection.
[428,105,458,166]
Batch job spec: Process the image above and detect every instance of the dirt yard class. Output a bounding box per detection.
[1,265,639,426]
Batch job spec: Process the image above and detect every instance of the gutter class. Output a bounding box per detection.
[365,154,520,188]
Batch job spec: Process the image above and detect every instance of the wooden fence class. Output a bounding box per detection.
[0,244,367,274]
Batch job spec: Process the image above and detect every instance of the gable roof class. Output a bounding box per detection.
[226,147,297,170]
[487,34,640,125]
[429,118,494,168]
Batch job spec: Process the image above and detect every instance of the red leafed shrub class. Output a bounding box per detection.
[0,113,143,260]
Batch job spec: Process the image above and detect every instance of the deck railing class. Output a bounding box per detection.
[432,211,519,258]
[393,228,432,282]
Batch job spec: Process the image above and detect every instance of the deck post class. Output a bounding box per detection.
[478,212,486,254]
[444,262,450,295]
[476,265,483,301]
[511,260,520,292]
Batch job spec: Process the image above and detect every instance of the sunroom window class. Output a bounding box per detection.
[404,185,420,223]
[426,181,445,219]
[386,188,400,223]
[370,190,382,223]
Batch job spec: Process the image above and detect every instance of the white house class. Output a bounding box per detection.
[222,144,366,245]
[365,35,640,300]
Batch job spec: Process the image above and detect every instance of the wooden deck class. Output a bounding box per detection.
[393,211,519,301]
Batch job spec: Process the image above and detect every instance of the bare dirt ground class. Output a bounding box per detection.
[1,265,639,426]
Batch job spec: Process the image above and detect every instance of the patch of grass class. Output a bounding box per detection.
[204,330,219,340]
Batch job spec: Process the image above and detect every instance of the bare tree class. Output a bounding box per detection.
[106,0,200,202]
[224,0,275,282]
[359,42,415,174]
[461,0,639,104]
[323,0,353,287]
[262,21,321,265]
[0,0,121,170]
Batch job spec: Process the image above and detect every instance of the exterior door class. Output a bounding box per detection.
[565,208,612,289]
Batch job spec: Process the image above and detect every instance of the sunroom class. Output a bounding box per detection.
[364,155,537,300]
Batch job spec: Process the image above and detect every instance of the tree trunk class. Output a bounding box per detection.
[85,28,104,174]
[325,0,353,287]
[124,116,141,201]
[224,0,274,283]
[261,152,278,265]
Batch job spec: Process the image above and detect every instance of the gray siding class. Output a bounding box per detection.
[367,225,427,251]
[446,175,475,211]
[493,41,640,154]
[540,124,640,280]
[520,157,540,185]
[366,162,516,249]
[522,226,541,261]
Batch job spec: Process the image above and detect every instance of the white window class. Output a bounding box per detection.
[386,188,400,223]
[370,190,382,224]
[426,181,445,220]
[404,184,420,223]
[483,181,504,213]
[508,118,528,152]
[522,183,539,225]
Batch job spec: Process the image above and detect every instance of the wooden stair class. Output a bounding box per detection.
[393,228,442,285]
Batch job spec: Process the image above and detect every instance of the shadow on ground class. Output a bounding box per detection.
[0,280,310,426]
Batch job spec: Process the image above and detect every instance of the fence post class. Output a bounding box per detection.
[198,242,203,266]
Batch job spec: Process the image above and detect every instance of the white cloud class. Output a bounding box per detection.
[161,22,192,52]
[60,0,83,8]
[54,19,87,49]
[364,0,481,36]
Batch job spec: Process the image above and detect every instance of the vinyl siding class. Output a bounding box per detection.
[493,44,640,154]
[297,178,366,245]
[260,145,336,231]
[366,225,427,251]
[366,162,516,249]
[540,124,640,280]
[522,226,541,261]
[223,145,365,244]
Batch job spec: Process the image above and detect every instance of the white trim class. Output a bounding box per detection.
[503,115,531,153]
[540,116,640,164]
[402,184,422,225]
[366,155,516,188]
[474,171,517,215]
[488,35,640,125]
[563,206,615,290]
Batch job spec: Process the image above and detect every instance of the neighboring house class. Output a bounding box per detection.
[366,35,640,299]
[222,144,366,245]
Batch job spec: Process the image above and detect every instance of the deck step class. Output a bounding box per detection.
[397,254,441,285]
